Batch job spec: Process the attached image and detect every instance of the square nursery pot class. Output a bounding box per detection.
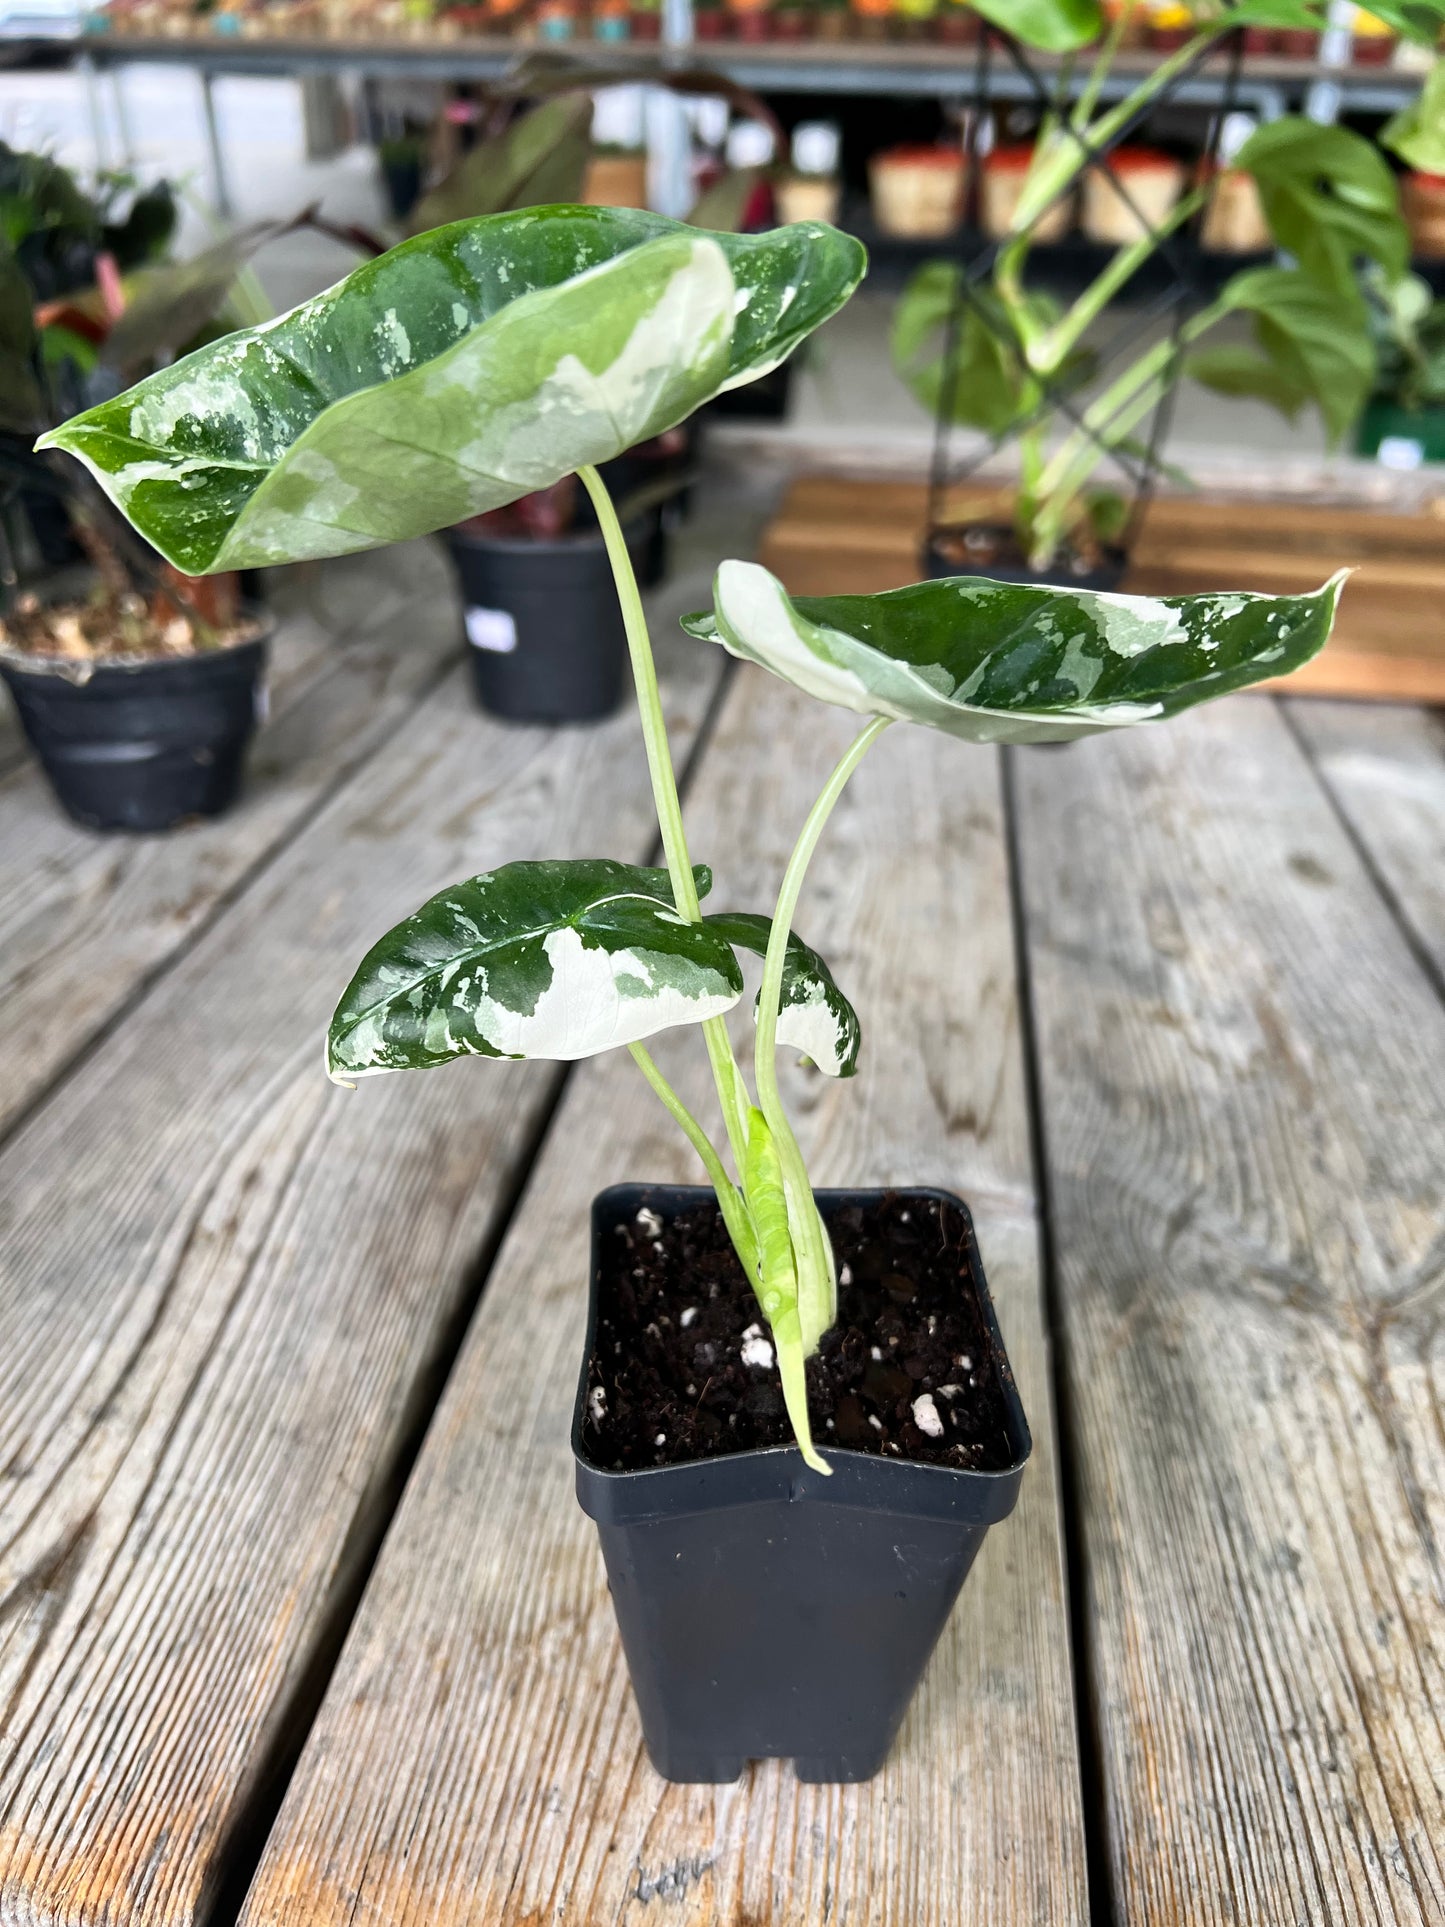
[0,623,271,832]
[573,1184,1032,1783]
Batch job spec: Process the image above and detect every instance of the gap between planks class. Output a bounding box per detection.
[234,665,1090,1927]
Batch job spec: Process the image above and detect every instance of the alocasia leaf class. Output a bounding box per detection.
[38,206,865,574]
[683,561,1344,745]
[1237,119,1408,295]
[327,859,743,1080]
[704,911,861,1078]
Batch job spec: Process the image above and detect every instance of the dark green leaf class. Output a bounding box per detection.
[408,96,593,235]
[683,560,1344,744]
[704,910,860,1077]
[0,245,43,434]
[1187,341,1313,417]
[327,859,741,1079]
[41,206,866,574]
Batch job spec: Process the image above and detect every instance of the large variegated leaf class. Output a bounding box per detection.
[704,911,860,1078]
[39,206,865,574]
[328,859,742,1081]
[682,561,1344,745]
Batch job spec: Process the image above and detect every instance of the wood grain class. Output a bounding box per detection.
[237,669,1089,1927]
[0,540,456,1139]
[1287,700,1445,986]
[0,525,726,1927]
[758,477,1445,702]
[1012,696,1445,1925]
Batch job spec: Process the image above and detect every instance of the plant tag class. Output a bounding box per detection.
[1377,436,1424,471]
[465,606,517,654]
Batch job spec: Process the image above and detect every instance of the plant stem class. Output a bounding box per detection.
[628,1043,759,1280]
[577,461,753,1175]
[1027,296,1229,565]
[1029,187,1205,377]
[754,714,891,1353]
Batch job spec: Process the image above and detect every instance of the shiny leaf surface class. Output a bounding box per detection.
[328,859,741,1080]
[41,206,865,573]
[683,561,1344,745]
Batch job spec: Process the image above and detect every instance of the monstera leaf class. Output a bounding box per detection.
[328,860,743,1081]
[1382,58,1445,174]
[1237,119,1408,296]
[1192,267,1374,443]
[39,206,865,574]
[682,562,1343,745]
[704,912,860,1078]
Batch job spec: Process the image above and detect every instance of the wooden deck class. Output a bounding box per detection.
[1,488,1442,1927]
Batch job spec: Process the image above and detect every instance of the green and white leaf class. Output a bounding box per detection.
[683,560,1344,745]
[39,205,865,574]
[704,910,860,1078]
[328,858,743,1080]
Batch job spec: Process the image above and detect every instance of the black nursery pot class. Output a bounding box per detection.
[444,523,647,724]
[573,1184,1032,1785]
[923,524,1127,592]
[0,628,270,833]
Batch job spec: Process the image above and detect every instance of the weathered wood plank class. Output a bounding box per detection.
[237,670,1089,1927]
[1013,697,1445,1925]
[1287,700,1445,987]
[0,541,456,1139]
[0,517,729,1927]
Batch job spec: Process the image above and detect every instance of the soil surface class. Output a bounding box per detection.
[928,521,1124,587]
[0,581,255,666]
[584,1191,1018,1473]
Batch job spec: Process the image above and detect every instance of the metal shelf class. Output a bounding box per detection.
[63,30,1425,113]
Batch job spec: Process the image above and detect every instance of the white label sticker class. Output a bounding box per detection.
[465,605,518,654]
[1377,435,1424,471]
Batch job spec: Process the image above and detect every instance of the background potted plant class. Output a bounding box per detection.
[891,0,1445,585]
[402,66,780,718]
[45,200,1346,1784]
[1355,268,1445,463]
[0,147,328,830]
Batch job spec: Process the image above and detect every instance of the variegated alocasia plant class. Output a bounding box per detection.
[41,203,1344,1472]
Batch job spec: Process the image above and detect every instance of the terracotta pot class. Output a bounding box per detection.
[1200,165,1269,253]
[775,172,842,224]
[1276,26,1317,56]
[1404,172,1445,259]
[1082,147,1185,246]
[870,144,967,237]
[583,150,649,207]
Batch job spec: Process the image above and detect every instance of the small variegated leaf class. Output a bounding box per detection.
[39,206,865,574]
[682,561,1343,746]
[705,910,860,1078]
[328,859,741,1080]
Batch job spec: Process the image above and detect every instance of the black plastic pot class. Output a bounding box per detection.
[923,525,1127,592]
[0,628,270,832]
[444,523,645,724]
[573,1183,1031,1784]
